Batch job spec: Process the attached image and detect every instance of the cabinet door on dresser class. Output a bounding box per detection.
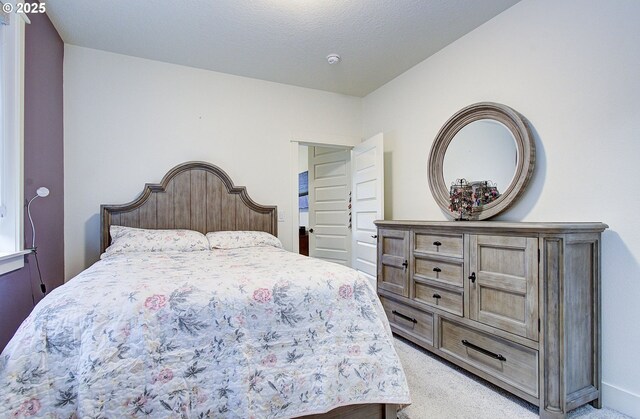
[468,235,539,341]
[377,228,410,297]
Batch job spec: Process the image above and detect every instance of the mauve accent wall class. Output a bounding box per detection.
[0,11,64,351]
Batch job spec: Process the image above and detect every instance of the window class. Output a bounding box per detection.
[0,1,28,275]
[298,170,308,210]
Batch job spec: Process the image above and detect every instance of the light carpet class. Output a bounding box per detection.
[393,336,631,419]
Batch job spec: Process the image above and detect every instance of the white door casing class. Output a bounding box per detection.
[308,146,351,265]
[351,133,384,287]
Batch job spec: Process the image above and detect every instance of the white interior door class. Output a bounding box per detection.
[351,133,384,287]
[308,146,351,265]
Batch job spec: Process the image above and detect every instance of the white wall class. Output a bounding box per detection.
[64,45,362,278]
[362,0,640,416]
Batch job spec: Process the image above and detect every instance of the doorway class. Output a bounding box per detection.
[291,134,384,287]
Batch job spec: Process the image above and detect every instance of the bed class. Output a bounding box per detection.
[0,161,409,418]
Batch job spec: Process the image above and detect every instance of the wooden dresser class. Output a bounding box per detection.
[375,221,607,419]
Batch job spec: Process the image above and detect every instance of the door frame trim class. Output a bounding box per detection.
[289,136,356,255]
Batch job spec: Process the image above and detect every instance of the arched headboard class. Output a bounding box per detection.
[100,161,278,253]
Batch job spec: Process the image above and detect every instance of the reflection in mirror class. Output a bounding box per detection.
[443,119,517,196]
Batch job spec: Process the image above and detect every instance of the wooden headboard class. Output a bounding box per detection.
[100,161,277,253]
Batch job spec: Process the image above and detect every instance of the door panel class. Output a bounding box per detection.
[377,228,409,296]
[352,134,384,286]
[469,235,538,341]
[308,146,351,265]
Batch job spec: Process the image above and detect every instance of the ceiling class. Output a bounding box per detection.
[45,0,520,97]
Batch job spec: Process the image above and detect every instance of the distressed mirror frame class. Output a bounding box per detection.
[428,102,535,220]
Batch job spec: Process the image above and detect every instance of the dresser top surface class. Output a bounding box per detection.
[374,220,608,234]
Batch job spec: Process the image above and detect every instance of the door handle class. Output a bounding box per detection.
[469,272,476,283]
[309,228,314,233]
[371,234,378,239]
[402,260,408,270]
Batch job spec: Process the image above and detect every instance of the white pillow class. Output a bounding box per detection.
[206,231,282,249]
[105,226,209,255]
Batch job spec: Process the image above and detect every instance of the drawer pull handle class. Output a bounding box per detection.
[432,293,441,299]
[433,241,442,246]
[392,310,417,324]
[469,272,476,283]
[461,339,506,362]
[433,267,441,273]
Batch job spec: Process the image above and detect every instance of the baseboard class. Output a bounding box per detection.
[602,382,640,418]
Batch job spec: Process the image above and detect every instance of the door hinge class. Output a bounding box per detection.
[538,318,541,332]
[538,248,540,263]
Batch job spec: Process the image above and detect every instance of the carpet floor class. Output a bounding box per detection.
[393,336,631,419]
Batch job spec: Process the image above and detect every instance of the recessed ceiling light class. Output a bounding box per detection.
[326,54,341,65]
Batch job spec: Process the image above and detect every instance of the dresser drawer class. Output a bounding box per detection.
[380,296,433,347]
[414,280,463,316]
[414,256,463,287]
[414,232,463,258]
[439,318,539,398]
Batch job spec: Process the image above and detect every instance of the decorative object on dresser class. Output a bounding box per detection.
[375,220,608,418]
[448,178,473,220]
[428,102,535,221]
[449,179,501,221]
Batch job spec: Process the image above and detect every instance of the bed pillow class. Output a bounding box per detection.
[206,231,283,249]
[105,226,209,255]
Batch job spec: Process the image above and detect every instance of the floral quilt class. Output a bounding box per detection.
[0,247,410,418]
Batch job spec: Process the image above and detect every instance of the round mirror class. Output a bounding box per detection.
[428,102,535,220]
